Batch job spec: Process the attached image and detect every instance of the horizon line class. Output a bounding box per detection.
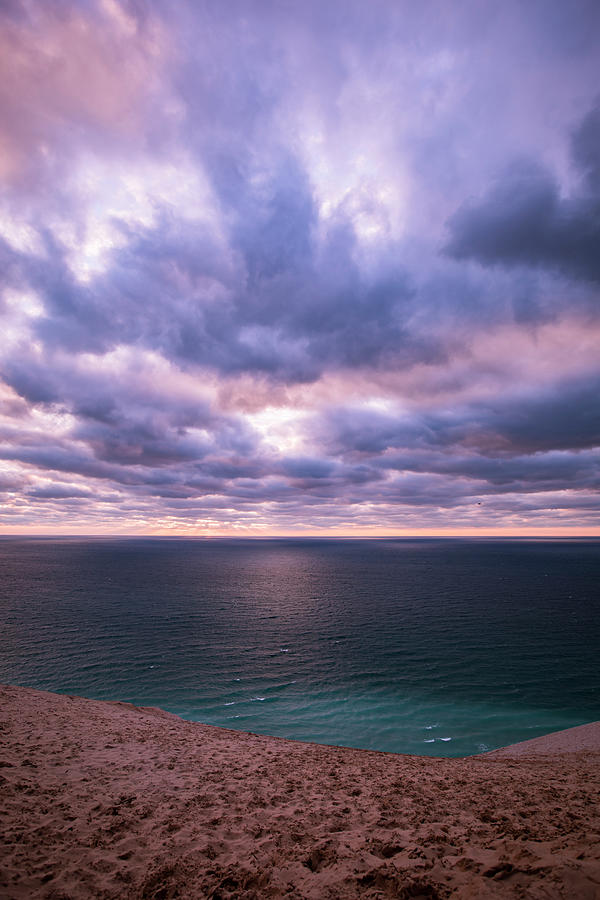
[1,531,599,539]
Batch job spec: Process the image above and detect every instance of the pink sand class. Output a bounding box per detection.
[1,684,599,898]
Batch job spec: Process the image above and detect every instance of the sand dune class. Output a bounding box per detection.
[485,720,600,758]
[1,684,599,899]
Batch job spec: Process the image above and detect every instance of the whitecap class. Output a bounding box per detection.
[224,701,235,706]
[250,696,266,701]
[279,648,289,653]
[440,737,452,742]
[423,738,435,743]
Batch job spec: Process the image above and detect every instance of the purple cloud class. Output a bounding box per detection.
[446,106,600,283]
[0,0,598,534]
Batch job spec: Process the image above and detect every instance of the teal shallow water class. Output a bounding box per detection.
[1,537,598,756]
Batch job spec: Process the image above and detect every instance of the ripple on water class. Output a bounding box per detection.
[0,537,598,757]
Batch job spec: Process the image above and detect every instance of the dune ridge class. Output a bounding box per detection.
[1,683,599,898]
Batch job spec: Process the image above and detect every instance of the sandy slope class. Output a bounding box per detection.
[0,684,599,899]
[485,720,600,758]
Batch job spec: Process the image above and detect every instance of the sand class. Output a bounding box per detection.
[1,684,598,899]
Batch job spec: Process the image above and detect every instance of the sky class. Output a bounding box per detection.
[0,0,599,536]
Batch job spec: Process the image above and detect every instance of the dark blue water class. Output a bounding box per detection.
[0,537,598,756]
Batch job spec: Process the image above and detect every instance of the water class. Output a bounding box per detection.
[0,536,598,757]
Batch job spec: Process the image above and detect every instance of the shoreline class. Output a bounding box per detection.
[483,719,600,758]
[1,683,599,898]
[4,682,598,761]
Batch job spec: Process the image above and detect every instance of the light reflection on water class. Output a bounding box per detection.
[0,537,598,756]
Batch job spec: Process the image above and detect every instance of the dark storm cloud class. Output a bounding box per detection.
[320,373,600,459]
[72,419,210,467]
[0,442,128,483]
[71,413,258,469]
[27,485,93,500]
[4,183,431,382]
[310,370,600,506]
[446,106,600,284]
[1,344,260,480]
[378,451,600,506]
[470,375,600,455]
[0,435,230,497]
[383,449,600,490]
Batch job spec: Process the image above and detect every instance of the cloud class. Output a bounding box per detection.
[445,105,600,284]
[27,485,93,500]
[0,0,168,189]
[3,172,435,383]
[319,372,600,458]
[0,0,599,533]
